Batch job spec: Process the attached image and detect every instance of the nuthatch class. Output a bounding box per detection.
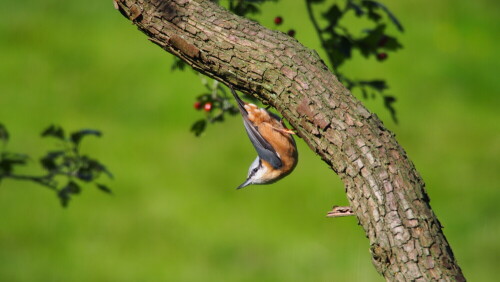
[230,86,298,189]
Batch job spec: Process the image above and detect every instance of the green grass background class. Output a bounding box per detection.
[0,0,498,281]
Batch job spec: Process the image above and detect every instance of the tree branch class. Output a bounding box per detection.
[113,0,465,280]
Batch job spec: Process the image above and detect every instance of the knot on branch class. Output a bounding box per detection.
[129,4,143,22]
[169,35,201,59]
[114,1,143,22]
[370,243,392,274]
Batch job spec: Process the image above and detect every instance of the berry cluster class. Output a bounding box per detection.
[274,16,295,38]
[190,87,240,136]
[194,101,213,112]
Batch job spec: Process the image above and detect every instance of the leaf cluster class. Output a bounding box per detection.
[191,78,240,136]
[227,0,278,17]
[308,0,403,122]
[0,124,112,207]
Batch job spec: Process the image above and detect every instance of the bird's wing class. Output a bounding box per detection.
[230,86,282,169]
[242,118,282,169]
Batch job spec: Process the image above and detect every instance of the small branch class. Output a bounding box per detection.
[326,206,354,218]
[305,0,336,72]
[1,173,58,190]
[305,1,323,42]
[304,3,325,48]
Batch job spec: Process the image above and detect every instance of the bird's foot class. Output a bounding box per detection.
[273,127,296,135]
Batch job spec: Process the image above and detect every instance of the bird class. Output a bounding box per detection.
[229,86,298,189]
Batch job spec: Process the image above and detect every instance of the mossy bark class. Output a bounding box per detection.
[114,0,465,280]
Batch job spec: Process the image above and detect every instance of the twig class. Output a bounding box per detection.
[305,0,339,75]
[1,173,58,190]
[326,205,354,218]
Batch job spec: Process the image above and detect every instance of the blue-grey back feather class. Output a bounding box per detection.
[230,86,283,169]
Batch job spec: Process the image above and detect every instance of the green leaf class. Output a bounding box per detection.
[381,36,403,51]
[324,34,353,68]
[384,95,398,123]
[196,93,213,103]
[76,167,93,182]
[58,181,81,207]
[231,0,270,17]
[240,3,260,16]
[359,80,388,92]
[70,129,102,146]
[322,4,342,30]
[347,1,364,17]
[361,88,368,99]
[40,151,65,171]
[0,123,9,144]
[362,1,404,32]
[0,152,29,174]
[66,181,81,194]
[86,158,113,178]
[190,119,206,137]
[337,35,352,58]
[367,9,381,22]
[171,57,186,71]
[96,183,112,194]
[357,24,386,57]
[76,157,113,182]
[41,125,65,140]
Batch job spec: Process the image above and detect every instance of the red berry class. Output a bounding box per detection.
[287,29,296,37]
[377,53,388,61]
[194,101,202,110]
[204,102,212,112]
[274,16,283,25]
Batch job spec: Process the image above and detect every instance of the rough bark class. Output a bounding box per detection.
[114,0,465,280]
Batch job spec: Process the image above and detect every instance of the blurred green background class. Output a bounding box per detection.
[1,0,498,281]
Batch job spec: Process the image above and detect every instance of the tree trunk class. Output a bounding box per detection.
[114,0,465,280]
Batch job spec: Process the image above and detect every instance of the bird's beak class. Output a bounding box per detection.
[236,178,252,189]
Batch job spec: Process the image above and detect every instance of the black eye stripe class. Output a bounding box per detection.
[248,162,262,178]
[250,167,258,176]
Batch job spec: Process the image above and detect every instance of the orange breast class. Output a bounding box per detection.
[244,104,298,182]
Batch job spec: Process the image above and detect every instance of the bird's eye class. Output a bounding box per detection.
[252,167,259,173]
